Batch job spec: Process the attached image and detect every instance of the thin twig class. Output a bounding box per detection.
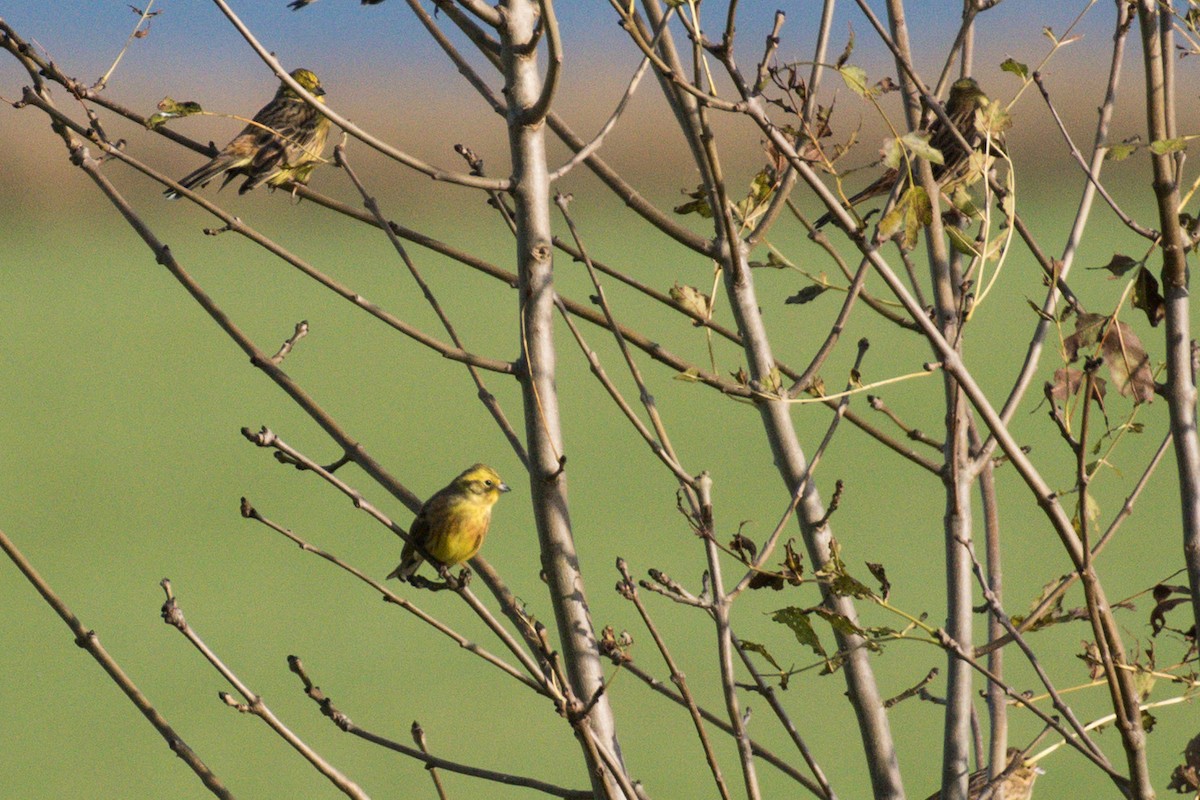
[239,497,542,694]
[0,529,234,799]
[411,723,450,800]
[616,560,732,800]
[285,656,589,798]
[1032,71,1153,239]
[240,427,553,691]
[159,581,369,800]
[731,633,836,800]
[335,145,527,466]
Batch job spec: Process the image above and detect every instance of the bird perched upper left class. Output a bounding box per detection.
[164,68,330,198]
[388,464,511,582]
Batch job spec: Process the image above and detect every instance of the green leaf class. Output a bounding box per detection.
[770,607,826,658]
[146,97,204,129]
[839,65,870,98]
[1000,58,1030,81]
[900,186,931,251]
[739,639,784,672]
[748,168,775,204]
[881,135,904,170]
[901,131,944,165]
[877,197,907,242]
[674,185,712,218]
[1150,137,1187,155]
[1105,142,1138,161]
[674,198,712,218]
[749,251,790,269]
[976,101,1012,136]
[812,607,872,643]
[946,226,978,257]
[949,185,980,218]
[1073,493,1101,534]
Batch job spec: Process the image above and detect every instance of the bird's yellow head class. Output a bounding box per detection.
[282,68,326,101]
[1002,748,1043,797]
[947,77,986,113]
[452,464,510,506]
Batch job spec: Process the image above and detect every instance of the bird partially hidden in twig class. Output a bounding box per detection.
[923,748,1043,800]
[815,77,1002,230]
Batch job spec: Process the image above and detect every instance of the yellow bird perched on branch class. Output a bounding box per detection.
[165,68,330,198]
[388,464,510,581]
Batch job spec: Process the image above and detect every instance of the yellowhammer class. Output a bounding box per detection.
[165,68,330,198]
[816,77,1000,229]
[924,749,1042,800]
[388,464,510,581]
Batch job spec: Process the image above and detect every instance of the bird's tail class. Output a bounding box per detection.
[386,551,422,581]
[813,172,896,230]
[163,154,240,199]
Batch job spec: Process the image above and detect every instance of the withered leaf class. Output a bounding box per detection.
[866,561,890,601]
[1133,267,1166,327]
[669,282,710,319]
[1047,367,1107,406]
[1167,732,1200,793]
[1090,253,1140,277]
[1063,313,1156,404]
[785,284,829,305]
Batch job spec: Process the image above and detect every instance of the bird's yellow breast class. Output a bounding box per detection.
[423,495,494,566]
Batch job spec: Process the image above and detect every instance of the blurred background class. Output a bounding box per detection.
[1,1,1194,798]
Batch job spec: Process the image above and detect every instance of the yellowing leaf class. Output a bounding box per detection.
[1000,58,1030,81]
[1150,137,1187,155]
[146,97,204,129]
[901,131,944,165]
[840,65,870,97]
[669,282,711,318]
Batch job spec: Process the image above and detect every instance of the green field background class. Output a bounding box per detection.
[2,2,1196,798]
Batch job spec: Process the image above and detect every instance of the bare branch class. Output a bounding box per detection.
[159,581,369,800]
[0,529,234,799]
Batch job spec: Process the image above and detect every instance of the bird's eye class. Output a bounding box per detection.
[484,479,494,487]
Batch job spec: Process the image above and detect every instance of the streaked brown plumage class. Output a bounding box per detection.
[387,464,510,581]
[816,77,999,229]
[924,749,1042,800]
[165,68,330,198]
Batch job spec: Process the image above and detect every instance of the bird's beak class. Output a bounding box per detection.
[313,85,326,97]
[498,482,511,493]
[1033,766,1045,775]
